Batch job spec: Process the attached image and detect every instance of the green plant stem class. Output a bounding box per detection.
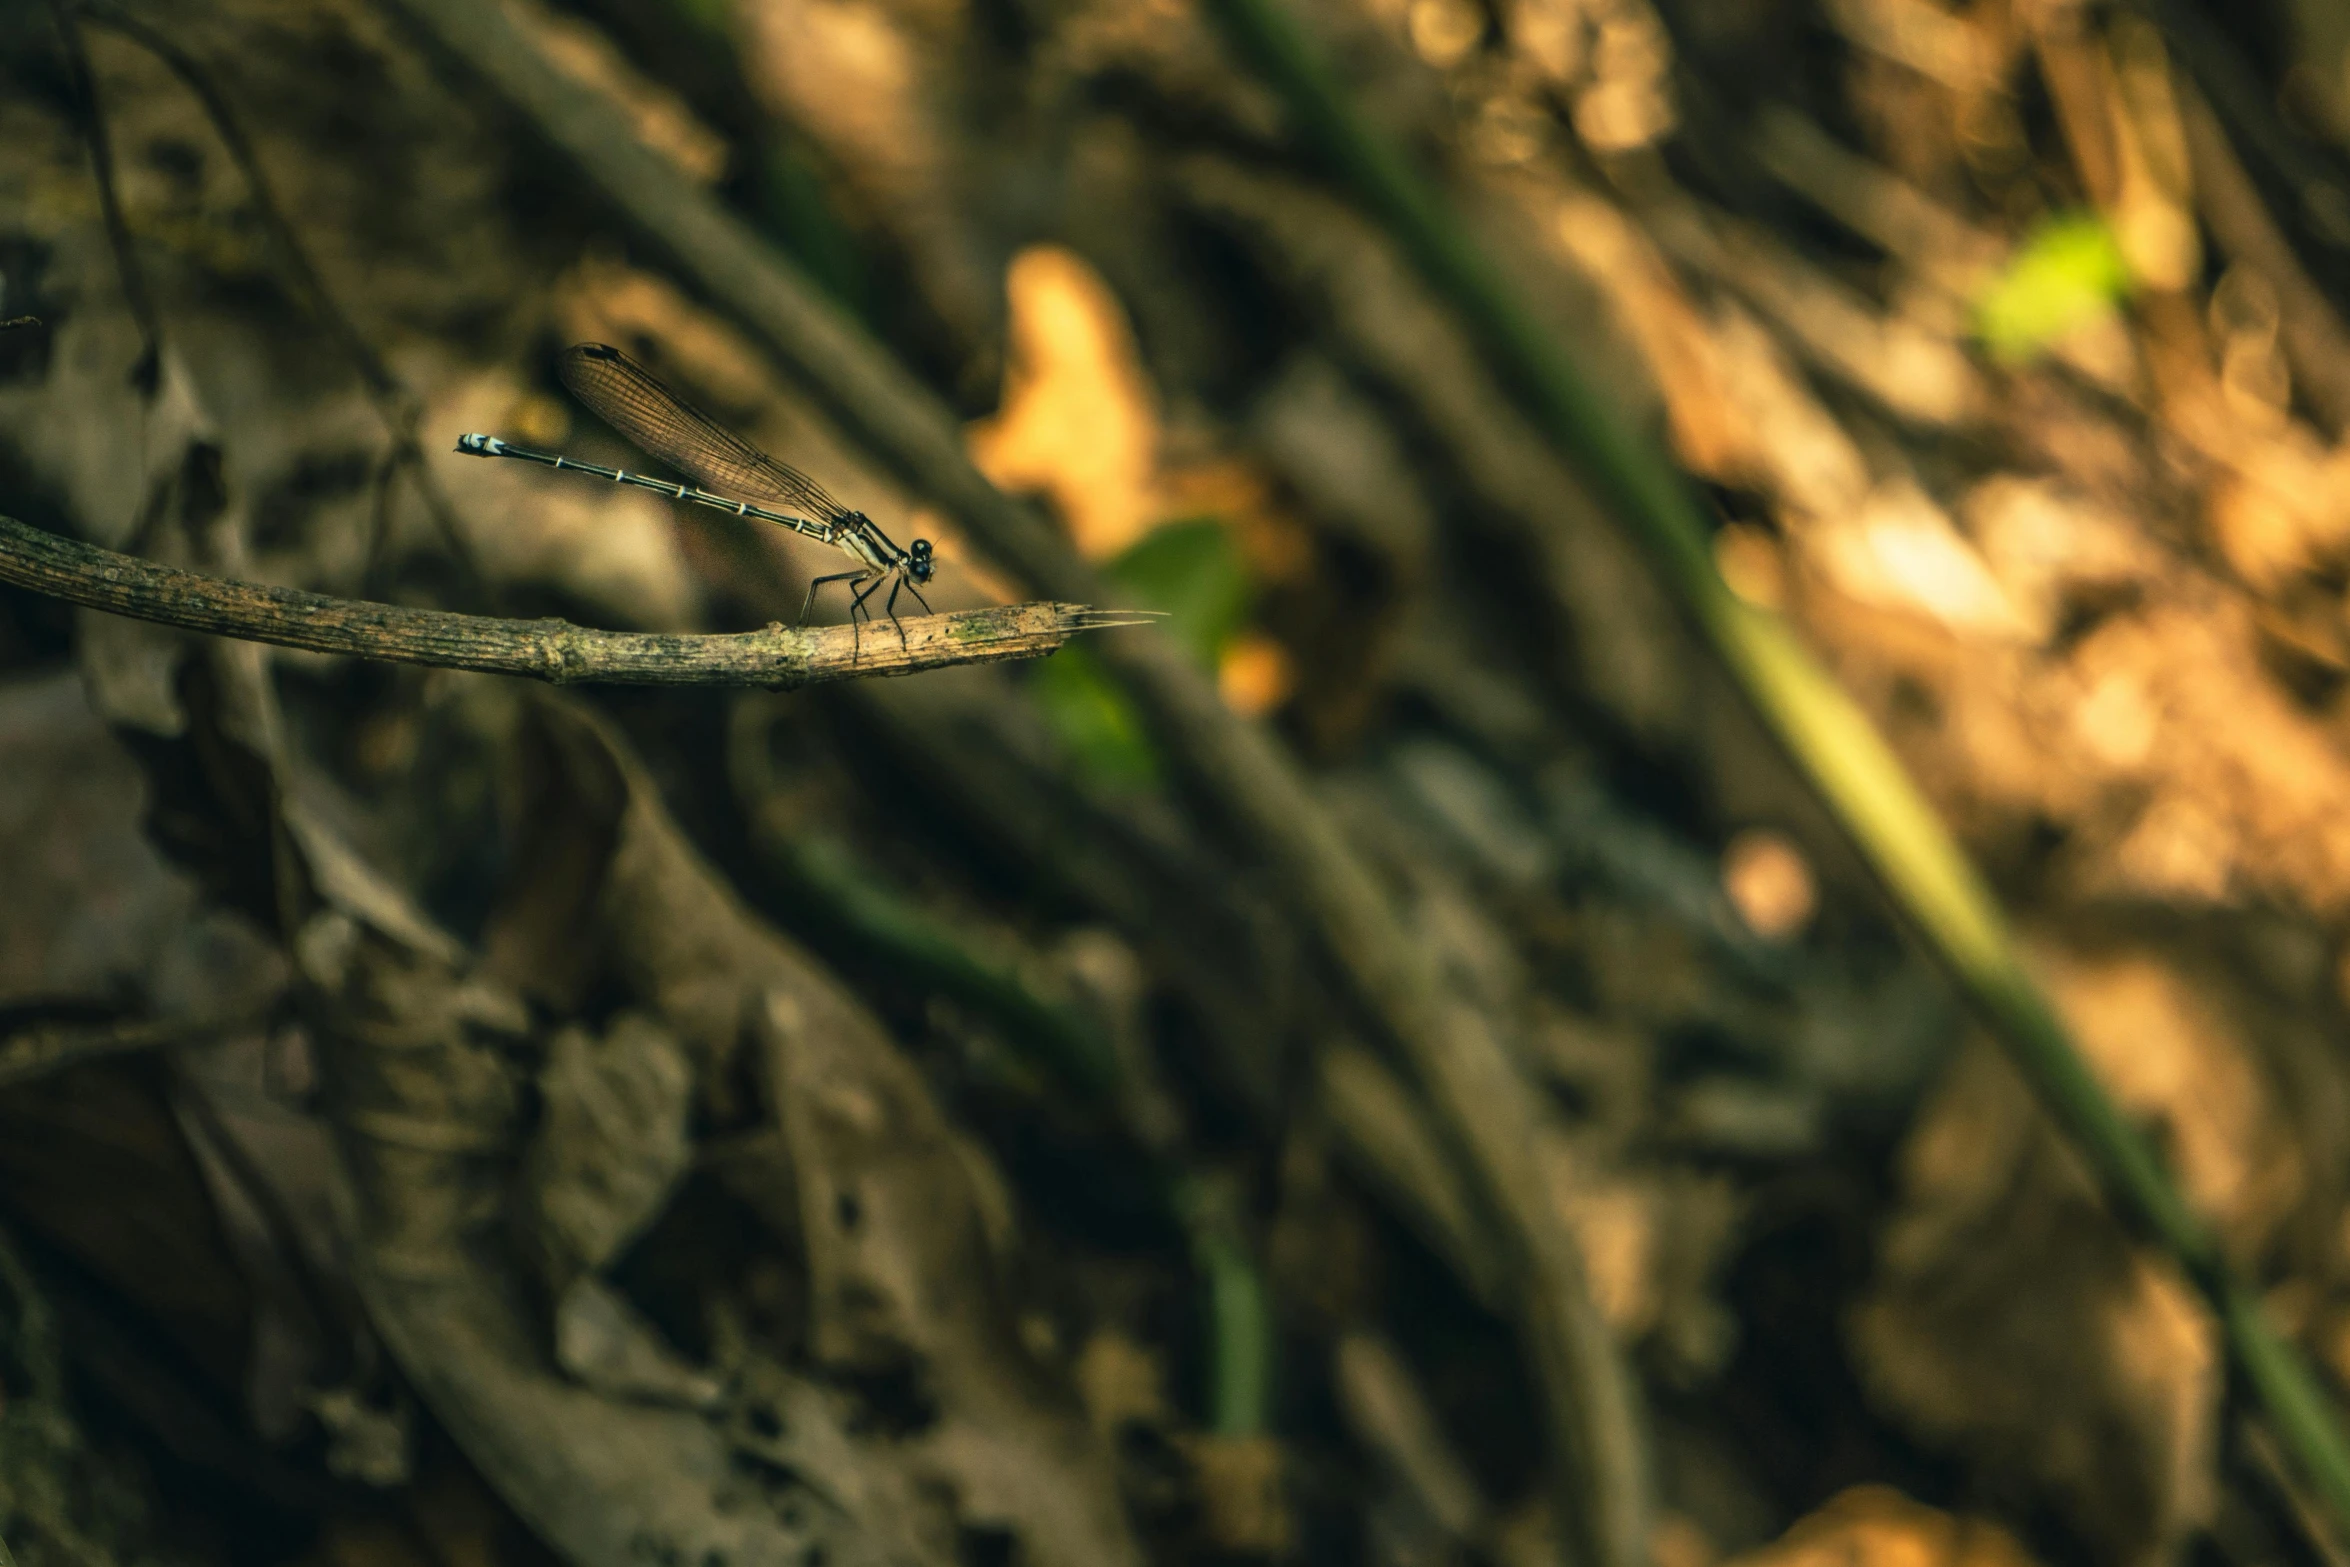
[780,832,1122,1099]
[1197,0,2350,1534]
[1173,1174,1278,1436]
[733,725,1276,1434]
[793,831,1278,1433]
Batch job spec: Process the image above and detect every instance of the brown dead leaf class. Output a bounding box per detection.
[519,1012,694,1293]
[309,700,978,1566]
[1179,1433,1295,1556]
[1851,920,2350,1567]
[87,600,1051,1567]
[1075,1330,1168,1436]
[517,1004,705,1410]
[484,695,1143,1564]
[764,987,1144,1567]
[1848,929,2343,1564]
[0,669,206,1007]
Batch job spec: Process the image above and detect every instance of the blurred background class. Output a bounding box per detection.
[5,0,2350,1563]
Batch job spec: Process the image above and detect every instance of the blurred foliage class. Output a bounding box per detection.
[1028,517,1252,787]
[14,0,2350,1559]
[1972,215,2134,363]
[0,1226,174,1567]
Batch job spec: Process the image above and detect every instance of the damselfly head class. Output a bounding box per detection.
[908,537,936,583]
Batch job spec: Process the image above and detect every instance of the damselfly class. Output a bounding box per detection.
[456,344,936,629]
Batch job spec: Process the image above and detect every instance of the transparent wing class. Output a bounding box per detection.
[557,344,853,525]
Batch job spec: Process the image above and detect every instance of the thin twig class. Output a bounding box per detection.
[73,3,485,587]
[48,0,159,390]
[0,511,1148,686]
[1195,0,2350,1542]
[376,4,1650,1562]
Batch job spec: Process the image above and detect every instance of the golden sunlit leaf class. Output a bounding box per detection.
[1728,1488,2039,1567]
[967,246,1163,561]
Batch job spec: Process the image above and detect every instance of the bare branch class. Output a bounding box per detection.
[0,512,1150,686]
[49,0,160,389]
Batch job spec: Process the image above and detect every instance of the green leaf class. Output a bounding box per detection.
[1027,641,1162,789]
[1109,518,1251,661]
[1973,213,2134,363]
[1028,519,1254,790]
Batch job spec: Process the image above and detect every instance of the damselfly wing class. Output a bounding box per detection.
[456,343,936,630]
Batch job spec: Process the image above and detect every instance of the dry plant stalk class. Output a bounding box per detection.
[0,512,1150,686]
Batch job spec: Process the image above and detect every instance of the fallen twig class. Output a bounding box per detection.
[49,0,159,387]
[0,512,1148,686]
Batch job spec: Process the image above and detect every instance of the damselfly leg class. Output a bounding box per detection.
[851,571,931,649]
[885,576,933,624]
[798,569,871,627]
[848,573,900,651]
